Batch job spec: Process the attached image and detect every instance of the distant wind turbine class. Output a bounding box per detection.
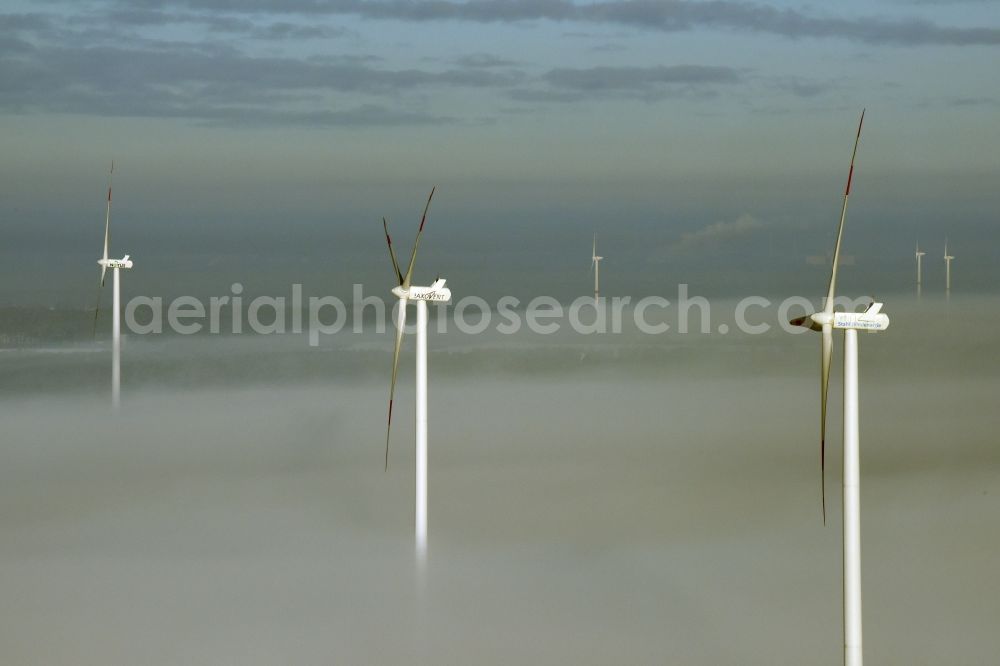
[915,242,925,291]
[383,187,451,567]
[590,234,603,301]
[789,110,890,666]
[944,239,954,291]
[92,162,133,409]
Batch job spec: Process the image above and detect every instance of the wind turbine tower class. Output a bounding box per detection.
[383,187,451,569]
[915,242,925,294]
[93,162,133,409]
[789,111,890,666]
[591,234,603,301]
[944,239,954,292]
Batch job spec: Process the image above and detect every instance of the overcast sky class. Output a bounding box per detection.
[1,0,998,304]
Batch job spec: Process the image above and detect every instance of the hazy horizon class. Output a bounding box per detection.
[1,0,999,305]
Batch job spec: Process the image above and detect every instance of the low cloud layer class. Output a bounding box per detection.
[1,296,998,664]
[545,64,741,90]
[3,1,996,126]
[0,12,749,124]
[0,20,519,125]
[110,0,1000,46]
[674,213,765,251]
[508,64,741,102]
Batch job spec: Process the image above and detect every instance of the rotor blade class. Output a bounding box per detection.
[94,161,113,337]
[789,315,820,332]
[820,322,833,525]
[92,286,103,337]
[593,234,596,260]
[102,161,113,262]
[825,110,864,315]
[382,217,404,285]
[385,298,408,471]
[402,187,436,288]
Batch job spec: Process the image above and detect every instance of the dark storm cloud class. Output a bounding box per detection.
[454,53,518,68]
[74,6,353,39]
[0,12,745,121]
[112,0,1000,46]
[0,30,518,125]
[544,64,741,90]
[0,12,53,31]
[252,21,351,39]
[9,45,520,93]
[90,6,253,30]
[0,35,34,55]
[506,89,589,103]
[589,43,628,53]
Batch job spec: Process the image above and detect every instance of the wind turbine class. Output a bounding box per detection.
[915,242,925,294]
[591,234,603,301]
[944,239,954,292]
[789,110,890,666]
[92,161,133,409]
[382,187,451,568]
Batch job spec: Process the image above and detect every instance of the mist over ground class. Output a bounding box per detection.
[1,293,997,664]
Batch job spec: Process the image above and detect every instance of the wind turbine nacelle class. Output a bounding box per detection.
[833,303,889,332]
[393,279,451,302]
[99,255,133,269]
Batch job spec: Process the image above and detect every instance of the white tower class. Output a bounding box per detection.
[591,234,603,301]
[915,242,925,287]
[789,111,890,666]
[382,188,451,569]
[944,240,954,292]
[93,162,133,409]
